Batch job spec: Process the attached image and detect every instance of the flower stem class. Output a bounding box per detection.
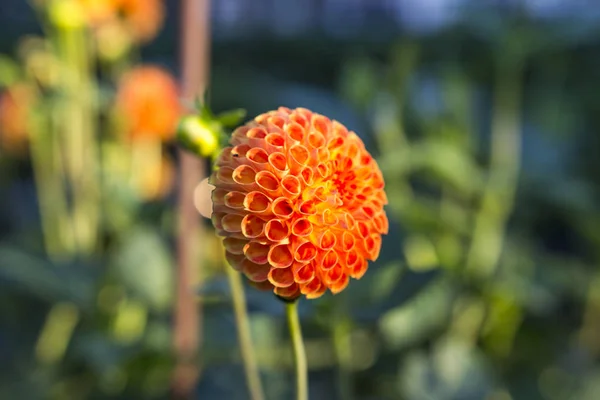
[226,267,265,400]
[286,301,308,400]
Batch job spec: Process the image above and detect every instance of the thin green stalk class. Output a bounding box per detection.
[226,267,265,400]
[57,25,99,256]
[29,109,72,257]
[286,301,308,400]
[333,316,353,400]
[465,54,524,280]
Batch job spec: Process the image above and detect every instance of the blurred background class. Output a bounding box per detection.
[1,0,599,399]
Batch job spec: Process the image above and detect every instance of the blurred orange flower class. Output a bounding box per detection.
[210,107,389,300]
[0,84,36,156]
[115,66,182,142]
[72,0,164,43]
[119,0,165,43]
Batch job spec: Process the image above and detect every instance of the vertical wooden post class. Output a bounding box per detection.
[173,0,210,398]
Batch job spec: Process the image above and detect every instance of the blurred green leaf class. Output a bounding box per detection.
[111,228,173,313]
[215,108,247,127]
[0,54,20,86]
[0,245,95,305]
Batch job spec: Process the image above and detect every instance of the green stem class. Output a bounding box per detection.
[286,301,308,400]
[465,53,524,280]
[57,25,99,256]
[226,268,265,400]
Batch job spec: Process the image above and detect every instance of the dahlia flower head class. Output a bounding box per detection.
[210,107,389,300]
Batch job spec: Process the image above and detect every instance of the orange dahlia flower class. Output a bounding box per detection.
[115,66,182,142]
[210,107,389,300]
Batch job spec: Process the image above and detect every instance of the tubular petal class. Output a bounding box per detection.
[244,191,271,214]
[223,237,248,255]
[291,218,312,237]
[268,268,295,288]
[241,214,266,238]
[274,283,300,299]
[265,219,290,242]
[268,152,288,174]
[292,262,315,284]
[281,175,301,198]
[246,147,269,166]
[242,259,271,282]
[225,251,245,271]
[222,214,243,232]
[232,165,256,185]
[294,241,317,263]
[272,198,294,219]
[224,191,245,209]
[244,242,270,264]
[255,171,279,193]
[268,244,294,268]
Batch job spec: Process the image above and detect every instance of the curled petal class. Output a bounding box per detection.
[311,114,331,136]
[349,258,369,279]
[318,230,336,251]
[330,273,350,294]
[211,212,226,230]
[268,267,295,288]
[244,191,272,214]
[223,237,248,255]
[225,251,245,271]
[281,175,301,198]
[247,127,267,139]
[294,241,317,263]
[288,144,309,172]
[224,191,245,209]
[255,170,280,195]
[298,200,316,216]
[292,262,315,284]
[222,214,243,232]
[299,167,314,186]
[346,249,360,270]
[272,198,294,219]
[286,122,305,141]
[291,218,312,237]
[341,231,355,252]
[211,189,227,205]
[265,219,290,242]
[322,263,344,287]
[265,133,285,152]
[246,147,269,168]
[301,278,326,299]
[308,130,326,149]
[274,283,300,300]
[268,244,294,268]
[217,167,235,184]
[242,259,271,282]
[232,165,257,185]
[231,144,251,158]
[320,250,338,271]
[322,209,338,226]
[244,241,270,264]
[356,221,369,239]
[241,214,266,238]
[268,152,288,175]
